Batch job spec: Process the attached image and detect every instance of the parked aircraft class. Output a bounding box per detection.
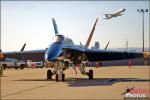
[45,18,145,82]
[103,8,126,19]
[1,18,146,82]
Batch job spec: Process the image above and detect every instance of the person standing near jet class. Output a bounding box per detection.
[0,52,4,76]
[0,64,4,77]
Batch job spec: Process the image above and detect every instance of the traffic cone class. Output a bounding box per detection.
[32,63,36,69]
[128,60,132,68]
[96,62,99,68]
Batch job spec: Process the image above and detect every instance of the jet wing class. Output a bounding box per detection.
[85,49,144,62]
[103,14,113,19]
[104,14,113,17]
[115,9,126,15]
[105,14,113,16]
[103,17,113,19]
[63,46,144,62]
[3,49,46,61]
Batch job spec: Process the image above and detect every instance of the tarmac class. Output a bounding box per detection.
[1,66,150,99]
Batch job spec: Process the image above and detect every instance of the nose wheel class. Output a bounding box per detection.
[47,70,52,79]
[55,73,65,82]
[47,69,66,82]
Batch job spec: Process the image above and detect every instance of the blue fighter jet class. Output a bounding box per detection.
[44,18,144,81]
[1,18,146,82]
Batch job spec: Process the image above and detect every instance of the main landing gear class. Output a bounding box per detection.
[47,68,93,82]
[47,62,94,82]
[77,63,94,80]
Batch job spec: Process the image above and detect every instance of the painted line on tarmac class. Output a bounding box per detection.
[1,82,57,98]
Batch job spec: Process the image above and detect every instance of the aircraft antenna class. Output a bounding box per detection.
[104,41,110,50]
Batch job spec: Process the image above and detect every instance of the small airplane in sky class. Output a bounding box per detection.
[103,8,126,19]
[1,18,146,82]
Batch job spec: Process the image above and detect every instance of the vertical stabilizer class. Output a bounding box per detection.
[20,43,26,51]
[52,18,59,34]
[85,18,98,48]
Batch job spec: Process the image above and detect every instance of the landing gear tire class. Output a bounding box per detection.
[88,69,93,80]
[15,67,18,69]
[62,73,65,82]
[56,74,59,81]
[2,65,6,70]
[20,65,25,69]
[47,70,52,79]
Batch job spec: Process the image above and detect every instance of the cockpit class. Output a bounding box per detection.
[52,35,64,43]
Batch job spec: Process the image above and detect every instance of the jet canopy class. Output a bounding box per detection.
[52,35,64,43]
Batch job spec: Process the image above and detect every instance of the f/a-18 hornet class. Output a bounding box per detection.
[44,18,144,82]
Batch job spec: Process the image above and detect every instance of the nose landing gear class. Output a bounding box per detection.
[55,73,65,82]
[47,61,67,82]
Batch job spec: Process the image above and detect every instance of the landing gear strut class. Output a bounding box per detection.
[78,63,94,80]
[62,73,65,82]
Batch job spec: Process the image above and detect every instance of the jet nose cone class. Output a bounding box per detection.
[45,43,62,62]
[44,53,50,63]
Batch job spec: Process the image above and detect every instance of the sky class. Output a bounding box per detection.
[1,1,149,51]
